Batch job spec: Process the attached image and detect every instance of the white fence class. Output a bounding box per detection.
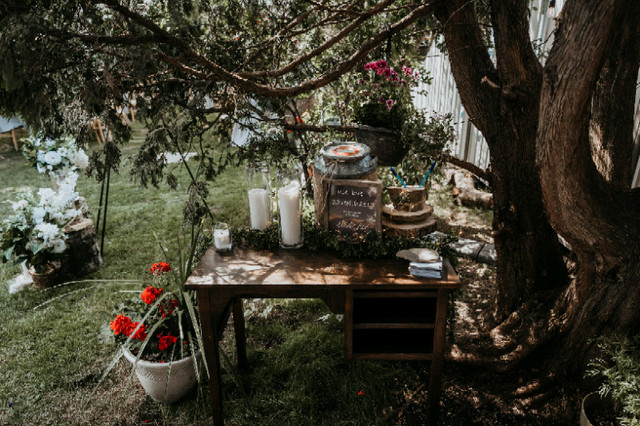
[414,0,640,188]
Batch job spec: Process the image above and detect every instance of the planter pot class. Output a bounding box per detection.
[352,124,407,166]
[580,392,616,426]
[30,261,63,289]
[386,185,426,212]
[123,348,201,404]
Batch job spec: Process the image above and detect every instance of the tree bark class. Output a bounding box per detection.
[436,0,568,319]
[588,2,640,187]
[537,0,640,364]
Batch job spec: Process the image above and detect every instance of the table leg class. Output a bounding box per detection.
[11,129,18,151]
[197,289,225,426]
[428,289,450,426]
[232,298,248,368]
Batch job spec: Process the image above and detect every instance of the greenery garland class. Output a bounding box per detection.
[231,218,458,265]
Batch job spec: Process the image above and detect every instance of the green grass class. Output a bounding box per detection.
[0,134,432,425]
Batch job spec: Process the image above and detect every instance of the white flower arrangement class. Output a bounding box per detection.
[1,172,87,273]
[22,135,90,182]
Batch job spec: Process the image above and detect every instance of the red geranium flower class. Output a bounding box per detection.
[141,286,163,305]
[110,314,132,336]
[129,322,148,341]
[110,314,147,341]
[157,333,178,351]
[149,262,171,275]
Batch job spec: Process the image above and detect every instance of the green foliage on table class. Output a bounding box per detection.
[231,219,458,264]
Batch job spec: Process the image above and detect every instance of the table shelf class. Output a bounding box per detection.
[347,290,441,360]
[353,322,435,330]
[352,328,435,355]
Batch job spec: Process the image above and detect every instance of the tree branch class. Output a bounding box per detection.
[447,156,489,182]
[491,0,542,90]
[106,0,438,98]
[238,0,399,79]
[45,29,162,46]
[537,0,640,254]
[284,123,355,133]
[433,0,499,140]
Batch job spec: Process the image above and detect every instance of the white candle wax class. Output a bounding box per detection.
[278,181,302,246]
[248,188,270,230]
[214,229,230,249]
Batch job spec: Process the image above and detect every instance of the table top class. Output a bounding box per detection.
[185,246,461,290]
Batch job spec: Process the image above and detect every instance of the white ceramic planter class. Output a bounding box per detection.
[123,348,201,403]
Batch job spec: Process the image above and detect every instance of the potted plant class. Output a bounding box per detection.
[0,173,87,287]
[105,260,204,403]
[583,336,640,425]
[350,60,432,166]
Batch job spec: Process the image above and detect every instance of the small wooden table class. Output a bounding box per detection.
[185,247,461,425]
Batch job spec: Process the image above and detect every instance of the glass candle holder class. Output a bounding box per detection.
[246,162,272,230]
[213,223,232,253]
[277,168,304,249]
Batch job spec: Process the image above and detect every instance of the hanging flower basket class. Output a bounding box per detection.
[352,124,407,166]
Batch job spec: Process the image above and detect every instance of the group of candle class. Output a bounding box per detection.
[247,178,302,248]
[214,168,303,252]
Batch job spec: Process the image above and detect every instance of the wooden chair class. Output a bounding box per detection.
[91,119,107,144]
[0,126,25,151]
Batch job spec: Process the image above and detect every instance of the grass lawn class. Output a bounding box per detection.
[0,130,441,425]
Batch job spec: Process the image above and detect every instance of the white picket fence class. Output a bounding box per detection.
[414,0,640,188]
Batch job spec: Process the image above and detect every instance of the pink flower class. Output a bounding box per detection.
[386,99,394,110]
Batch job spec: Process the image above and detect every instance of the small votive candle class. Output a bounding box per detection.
[213,223,232,253]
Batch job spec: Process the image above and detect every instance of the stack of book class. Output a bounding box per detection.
[409,258,443,279]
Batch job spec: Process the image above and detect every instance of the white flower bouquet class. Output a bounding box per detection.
[21,135,89,182]
[0,173,87,273]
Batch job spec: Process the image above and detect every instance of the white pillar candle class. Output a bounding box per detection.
[278,181,302,246]
[248,188,271,230]
[214,229,231,249]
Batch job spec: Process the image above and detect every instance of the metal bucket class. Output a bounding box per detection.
[313,141,377,179]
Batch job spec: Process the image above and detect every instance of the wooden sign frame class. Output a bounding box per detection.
[322,178,382,235]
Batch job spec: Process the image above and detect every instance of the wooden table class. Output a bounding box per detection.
[185,247,461,425]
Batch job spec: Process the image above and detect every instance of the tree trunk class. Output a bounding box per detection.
[558,251,640,369]
[537,0,640,365]
[436,0,568,319]
[490,128,568,319]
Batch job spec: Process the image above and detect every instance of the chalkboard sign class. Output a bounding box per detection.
[325,179,382,235]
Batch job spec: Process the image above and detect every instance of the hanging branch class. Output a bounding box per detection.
[101,0,438,98]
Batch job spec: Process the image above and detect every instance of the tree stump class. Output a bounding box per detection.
[445,167,493,209]
[382,186,437,238]
[60,216,102,280]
